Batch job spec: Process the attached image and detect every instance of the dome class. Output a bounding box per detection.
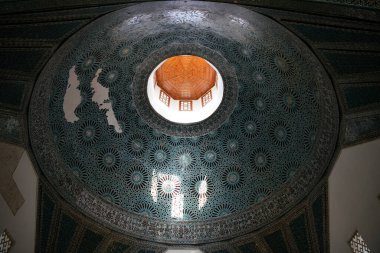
[28,1,339,245]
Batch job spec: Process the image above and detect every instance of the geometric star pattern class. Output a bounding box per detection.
[350,231,371,253]
[0,230,13,253]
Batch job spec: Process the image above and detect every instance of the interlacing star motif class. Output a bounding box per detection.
[0,230,13,253]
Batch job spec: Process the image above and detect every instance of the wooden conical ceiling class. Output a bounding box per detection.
[156,55,216,100]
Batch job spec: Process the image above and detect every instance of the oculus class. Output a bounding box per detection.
[147,55,224,124]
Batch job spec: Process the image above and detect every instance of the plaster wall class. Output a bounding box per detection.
[329,139,380,252]
[0,151,38,253]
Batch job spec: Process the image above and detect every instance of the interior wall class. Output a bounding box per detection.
[0,151,38,253]
[329,138,380,252]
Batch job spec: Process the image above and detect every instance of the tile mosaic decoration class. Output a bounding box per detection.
[344,113,380,146]
[0,48,46,75]
[350,232,371,253]
[323,51,380,75]
[290,214,311,253]
[0,80,25,109]
[0,230,13,253]
[36,177,330,252]
[0,21,84,41]
[288,22,380,43]
[0,113,23,144]
[265,231,289,253]
[310,0,380,9]
[343,85,380,110]
[313,194,327,253]
[29,2,339,244]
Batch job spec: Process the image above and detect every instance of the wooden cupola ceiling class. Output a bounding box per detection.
[155,55,217,100]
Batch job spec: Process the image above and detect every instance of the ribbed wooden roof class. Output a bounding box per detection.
[156,55,216,100]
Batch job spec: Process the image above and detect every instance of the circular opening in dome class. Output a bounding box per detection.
[147,55,224,124]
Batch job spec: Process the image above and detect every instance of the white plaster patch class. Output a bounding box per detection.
[63,66,81,123]
[91,69,122,133]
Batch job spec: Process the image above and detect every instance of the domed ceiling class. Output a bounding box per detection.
[29,1,339,244]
